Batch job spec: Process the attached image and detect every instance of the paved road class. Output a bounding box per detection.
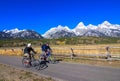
[0,55,120,81]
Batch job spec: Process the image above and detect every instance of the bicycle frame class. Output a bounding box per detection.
[22,53,48,70]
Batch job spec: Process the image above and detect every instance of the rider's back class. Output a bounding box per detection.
[24,47,34,54]
[41,44,47,52]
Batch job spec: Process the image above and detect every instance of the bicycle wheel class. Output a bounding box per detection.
[22,58,30,68]
[48,55,56,64]
[35,61,48,70]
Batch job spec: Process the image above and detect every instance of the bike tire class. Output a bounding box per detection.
[22,58,31,68]
[48,55,56,64]
[35,61,48,70]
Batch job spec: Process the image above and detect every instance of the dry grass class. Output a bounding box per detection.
[0,44,120,56]
[0,64,55,81]
[63,58,120,68]
[0,44,119,81]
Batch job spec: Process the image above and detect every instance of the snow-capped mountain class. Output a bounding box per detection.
[1,21,120,39]
[43,25,76,38]
[1,28,43,39]
[43,21,120,38]
[3,28,25,34]
[97,21,120,37]
[0,31,11,39]
[72,22,88,36]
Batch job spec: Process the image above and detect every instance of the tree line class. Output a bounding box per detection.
[0,37,120,47]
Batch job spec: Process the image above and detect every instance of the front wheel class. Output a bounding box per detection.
[22,58,31,68]
[35,61,48,70]
[48,55,56,64]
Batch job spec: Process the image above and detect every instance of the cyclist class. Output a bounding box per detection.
[45,43,52,57]
[41,43,52,60]
[24,43,36,65]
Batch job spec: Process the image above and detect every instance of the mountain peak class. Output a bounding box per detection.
[101,21,111,26]
[3,28,25,34]
[57,25,70,30]
[43,25,74,38]
[1,28,43,39]
[43,21,120,38]
[75,22,87,29]
[77,22,85,27]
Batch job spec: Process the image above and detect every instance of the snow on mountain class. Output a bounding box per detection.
[43,21,120,38]
[1,21,120,39]
[43,25,71,36]
[3,28,26,34]
[96,21,120,37]
[1,28,43,39]
[87,24,97,30]
[0,31,11,38]
[72,22,88,36]
[75,22,86,29]
[43,25,76,38]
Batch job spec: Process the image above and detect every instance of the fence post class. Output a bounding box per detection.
[106,46,111,59]
[71,48,75,60]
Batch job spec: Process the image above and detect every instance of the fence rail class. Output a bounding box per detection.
[0,46,120,59]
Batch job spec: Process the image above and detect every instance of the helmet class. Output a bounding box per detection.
[27,43,31,47]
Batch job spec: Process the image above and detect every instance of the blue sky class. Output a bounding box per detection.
[0,0,120,34]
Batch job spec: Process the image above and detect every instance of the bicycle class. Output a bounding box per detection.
[46,53,59,64]
[47,54,56,64]
[22,53,48,70]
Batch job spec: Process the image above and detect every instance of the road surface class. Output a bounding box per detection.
[0,55,120,81]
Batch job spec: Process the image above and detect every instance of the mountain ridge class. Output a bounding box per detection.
[0,21,120,39]
[0,28,43,39]
[43,21,120,38]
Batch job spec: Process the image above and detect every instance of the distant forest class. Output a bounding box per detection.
[0,36,120,47]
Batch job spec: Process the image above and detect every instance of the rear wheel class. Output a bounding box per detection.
[22,58,31,68]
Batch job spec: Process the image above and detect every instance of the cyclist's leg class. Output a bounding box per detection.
[22,53,31,68]
[29,54,32,66]
[40,51,47,61]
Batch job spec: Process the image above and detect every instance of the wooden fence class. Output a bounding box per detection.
[52,46,120,60]
[0,46,120,59]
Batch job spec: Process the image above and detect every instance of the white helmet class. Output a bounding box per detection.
[27,43,31,47]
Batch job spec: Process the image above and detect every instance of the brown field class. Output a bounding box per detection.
[0,64,55,81]
[0,44,120,57]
